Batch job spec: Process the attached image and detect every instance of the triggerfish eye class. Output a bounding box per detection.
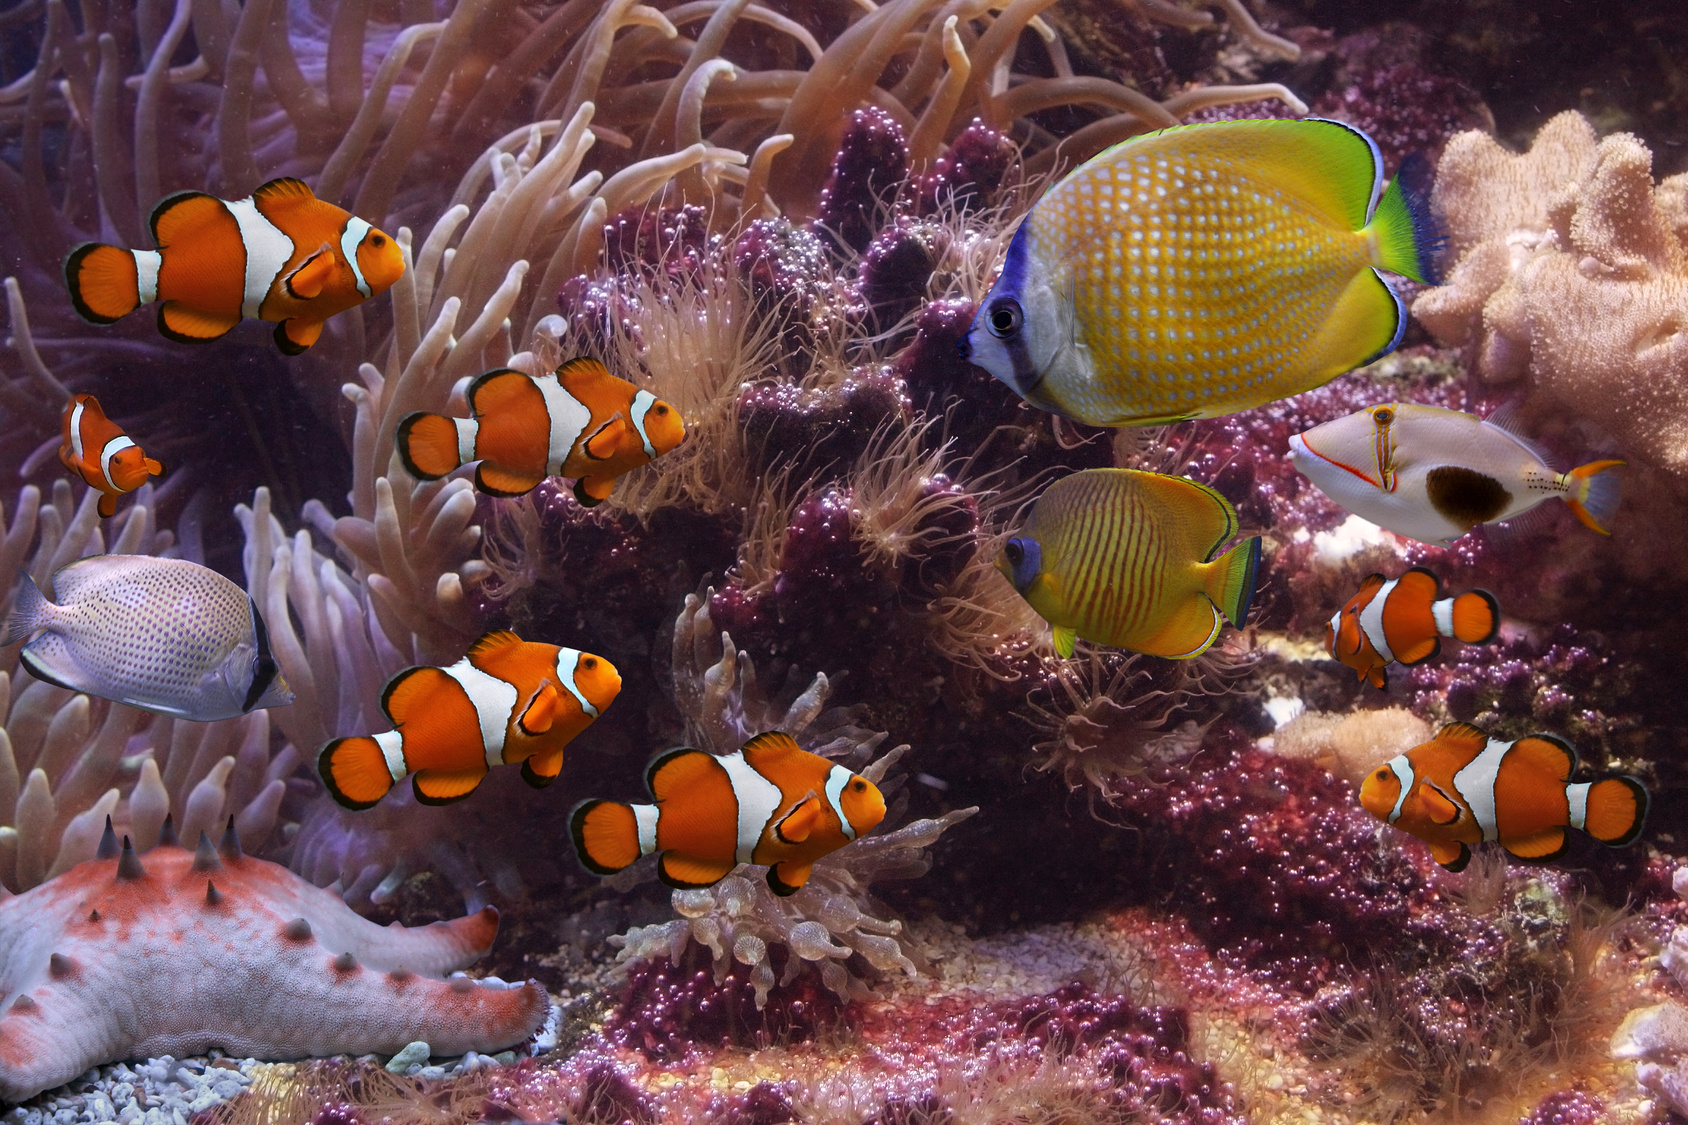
[986,298,1023,339]
[1002,536,1042,592]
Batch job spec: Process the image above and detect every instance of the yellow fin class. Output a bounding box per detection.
[1299,266,1402,381]
[1125,470,1240,561]
[1052,625,1077,658]
[1140,596,1224,660]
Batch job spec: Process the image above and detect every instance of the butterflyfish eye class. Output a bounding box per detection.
[986,298,1023,339]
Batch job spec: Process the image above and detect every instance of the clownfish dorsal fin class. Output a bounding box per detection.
[1356,572,1387,596]
[773,796,822,845]
[150,191,226,248]
[1394,567,1441,602]
[1434,721,1489,750]
[645,747,716,802]
[554,357,611,389]
[582,412,626,462]
[467,368,535,417]
[1507,733,1579,782]
[466,629,525,659]
[741,731,802,767]
[379,665,447,726]
[283,243,336,300]
[1420,783,1461,826]
[252,177,317,203]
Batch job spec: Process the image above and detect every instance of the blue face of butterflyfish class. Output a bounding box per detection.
[1,555,293,722]
[962,118,1443,426]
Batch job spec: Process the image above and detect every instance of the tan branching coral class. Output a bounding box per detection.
[1414,111,1688,480]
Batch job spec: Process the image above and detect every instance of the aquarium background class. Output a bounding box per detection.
[1,0,1687,1121]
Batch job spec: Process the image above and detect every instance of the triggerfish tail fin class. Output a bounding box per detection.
[317,736,397,811]
[1205,535,1262,629]
[570,799,644,874]
[1368,152,1445,285]
[1563,459,1626,535]
[2,570,50,646]
[64,243,149,324]
[396,412,467,480]
[1580,776,1649,847]
[1448,589,1500,644]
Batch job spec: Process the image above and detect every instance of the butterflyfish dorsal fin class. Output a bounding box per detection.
[1502,828,1568,861]
[149,191,228,248]
[554,357,612,389]
[658,852,735,889]
[1420,784,1461,826]
[283,244,335,300]
[645,747,716,802]
[251,177,317,205]
[1169,117,1379,232]
[466,629,525,659]
[1434,721,1489,750]
[1125,470,1239,562]
[518,681,561,737]
[1508,733,1579,782]
[773,796,822,845]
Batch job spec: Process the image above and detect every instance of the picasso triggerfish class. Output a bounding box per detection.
[318,630,621,808]
[1326,568,1498,689]
[1288,403,1626,546]
[999,468,1261,659]
[963,118,1441,426]
[571,731,886,895]
[1359,722,1648,871]
[397,357,686,506]
[64,177,404,354]
[1,556,293,722]
[58,394,164,518]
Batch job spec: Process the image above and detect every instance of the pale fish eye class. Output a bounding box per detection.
[987,298,1023,340]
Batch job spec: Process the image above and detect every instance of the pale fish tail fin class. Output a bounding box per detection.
[2,570,52,646]
[1367,153,1446,285]
[1562,459,1626,535]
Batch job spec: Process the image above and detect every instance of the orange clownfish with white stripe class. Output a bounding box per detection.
[58,394,164,518]
[1326,568,1499,689]
[317,630,621,809]
[1359,722,1649,871]
[396,357,685,507]
[571,732,887,896]
[65,178,404,354]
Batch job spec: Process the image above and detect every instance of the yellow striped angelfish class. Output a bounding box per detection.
[997,468,1261,659]
[962,118,1442,426]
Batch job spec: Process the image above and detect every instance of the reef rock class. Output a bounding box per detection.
[0,820,548,1103]
[1414,111,1688,480]
[1610,865,1688,1114]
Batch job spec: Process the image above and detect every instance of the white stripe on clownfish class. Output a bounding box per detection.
[825,765,856,840]
[134,250,162,305]
[1386,755,1414,825]
[1431,597,1456,636]
[1452,737,1514,842]
[717,751,783,864]
[455,418,479,466]
[554,648,599,718]
[629,390,660,460]
[1567,782,1590,831]
[533,375,591,477]
[340,216,374,298]
[1357,578,1399,662]
[223,197,294,319]
[68,398,87,463]
[634,804,660,855]
[439,657,518,768]
[375,729,408,783]
[99,436,136,490]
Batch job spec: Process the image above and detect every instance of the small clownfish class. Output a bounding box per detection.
[1326,568,1499,689]
[963,118,1442,426]
[570,731,886,896]
[317,630,621,809]
[1288,402,1626,546]
[1359,721,1649,872]
[58,394,164,518]
[397,357,686,507]
[64,178,404,354]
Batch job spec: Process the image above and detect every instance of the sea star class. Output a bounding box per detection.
[0,818,550,1103]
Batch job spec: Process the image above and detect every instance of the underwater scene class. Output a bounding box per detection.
[1,0,1687,1121]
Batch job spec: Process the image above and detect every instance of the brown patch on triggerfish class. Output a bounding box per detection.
[1425,465,1511,529]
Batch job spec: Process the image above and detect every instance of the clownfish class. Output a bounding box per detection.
[1326,568,1498,689]
[570,731,886,895]
[397,357,686,506]
[1359,721,1649,871]
[64,178,404,354]
[57,394,164,518]
[317,630,621,809]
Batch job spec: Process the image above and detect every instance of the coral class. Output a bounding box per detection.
[1273,707,1435,788]
[0,819,547,1102]
[1611,866,1688,1116]
[815,107,909,256]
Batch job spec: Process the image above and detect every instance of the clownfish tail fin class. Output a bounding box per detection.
[1563,460,1625,535]
[1449,589,1499,644]
[570,799,645,874]
[1206,534,1262,629]
[65,243,149,324]
[396,412,467,480]
[317,736,397,810]
[1583,776,1649,847]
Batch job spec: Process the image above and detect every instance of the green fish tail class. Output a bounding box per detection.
[1368,153,1445,284]
[1206,535,1262,629]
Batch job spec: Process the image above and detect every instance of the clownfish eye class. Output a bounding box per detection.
[1005,541,1024,565]
[654,404,668,415]
[1376,769,1390,780]
[370,234,386,247]
[851,780,867,792]
[1373,407,1393,425]
[986,298,1023,340]
[583,657,597,669]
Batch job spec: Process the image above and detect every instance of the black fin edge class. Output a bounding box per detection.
[317,739,385,812]
[568,799,629,875]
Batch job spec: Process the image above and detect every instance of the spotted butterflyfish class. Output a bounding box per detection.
[962,118,1442,426]
[64,177,404,354]
[318,629,621,809]
[58,394,164,518]
[1,555,293,722]
[1359,722,1648,871]
[1288,403,1626,546]
[998,468,1261,659]
[397,357,686,506]
[570,731,887,896]
[1326,568,1498,689]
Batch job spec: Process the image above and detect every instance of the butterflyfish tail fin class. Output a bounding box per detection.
[1563,459,1626,535]
[1583,776,1648,847]
[1206,534,1262,629]
[2,570,51,646]
[318,736,397,810]
[1450,589,1500,644]
[65,243,147,323]
[1369,152,1446,284]
[396,412,465,480]
[570,799,644,874]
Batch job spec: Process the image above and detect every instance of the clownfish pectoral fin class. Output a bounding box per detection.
[572,476,615,508]
[518,681,561,736]
[96,492,118,519]
[475,463,544,497]
[1510,733,1579,783]
[317,735,398,811]
[1502,828,1568,862]
[570,799,643,873]
[1366,664,1387,690]
[1428,840,1472,872]
[767,860,814,896]
[411,765,488,805]
[582,414,626,462]
[1052,625,1077,659]
[645,747,715,802]
[1434,721,1490,750]
[658,852,736,890]
[274,318,324,355]
[144,457,165,479]
[520,748,565,790]
[773,797,822,845]
[282,244,335,300]
[1420,784,1461,826]
[158,302,240,344]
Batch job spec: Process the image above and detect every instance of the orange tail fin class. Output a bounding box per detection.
[570,799,643,874]
[65,244,144,324]
[1449,590,1499,644]
[397,412,468,480]
[1563,459,1625,535]
[1582,776,1648,846]
[318,736,398,810]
